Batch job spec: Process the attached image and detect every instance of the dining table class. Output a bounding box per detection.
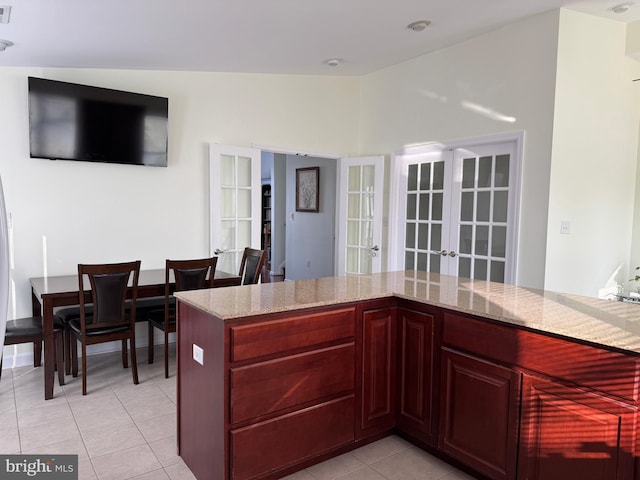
[30,268,242,400]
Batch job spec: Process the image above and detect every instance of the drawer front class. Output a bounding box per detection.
[443,312,640,401]
[230,307,355,362]
[230,343,355,424]
[230,395,355,480]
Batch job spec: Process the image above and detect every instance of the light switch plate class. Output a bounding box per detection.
[193,344,204,365]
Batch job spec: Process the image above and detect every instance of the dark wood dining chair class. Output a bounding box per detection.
[69,260,141,395]
[238,248,267,285]
[1,316,65,385]
[147,256,218,378]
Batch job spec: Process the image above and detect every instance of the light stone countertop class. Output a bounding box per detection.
[175,270,640,354]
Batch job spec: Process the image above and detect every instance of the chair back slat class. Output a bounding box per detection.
[78,261,141,333]
[175,267,210,292]
[91,272,129,325]
[238,248,267,285]
[165,257,217,305]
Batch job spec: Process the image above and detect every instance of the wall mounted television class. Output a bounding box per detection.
[28,77,168,167]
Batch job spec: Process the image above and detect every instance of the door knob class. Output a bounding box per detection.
[214,248,227,255]
[448,251,458,257]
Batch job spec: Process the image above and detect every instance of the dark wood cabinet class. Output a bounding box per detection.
[359,306,396,438]
[440,311,640,480]
[178,295,640,480]
[396,306,438,445]
[179,303,357,480]
[518,374,636,480]
[439,347,521,480]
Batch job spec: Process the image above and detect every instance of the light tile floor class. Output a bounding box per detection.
[0,346,477,480]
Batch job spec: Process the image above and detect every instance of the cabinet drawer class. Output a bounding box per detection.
[230,395,354,480]
[443,312,640,401]
[230,343,355,424]
[230,307,355,362]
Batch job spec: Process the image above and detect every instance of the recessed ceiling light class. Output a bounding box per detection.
[610,2,633,13]
[325,58,341,67]
[0,39,13,52]
[407,20,431,32]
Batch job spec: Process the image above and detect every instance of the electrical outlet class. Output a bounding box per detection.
[560,220,571,234]
[193,344,204,365]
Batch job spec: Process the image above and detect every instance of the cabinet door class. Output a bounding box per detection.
[397,307,437,444]
[439,347,520,480]
[518,374,636,480]
[360,307,396,437]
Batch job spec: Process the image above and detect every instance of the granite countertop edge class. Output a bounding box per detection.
[175,271,640,355]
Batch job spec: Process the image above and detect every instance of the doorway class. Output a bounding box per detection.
[261,152,337,281]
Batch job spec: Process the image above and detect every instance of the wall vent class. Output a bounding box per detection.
[0,6,11,24]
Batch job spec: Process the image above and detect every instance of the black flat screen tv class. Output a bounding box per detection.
[28,77,168,167]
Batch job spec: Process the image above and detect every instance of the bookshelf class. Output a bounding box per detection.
[261,184,271,269]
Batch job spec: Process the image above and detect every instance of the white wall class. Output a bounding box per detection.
[358,10,560,289]
[271,154,287,275]
[0,68,360,323]
[285,155,337,280]
[544,11,640,296]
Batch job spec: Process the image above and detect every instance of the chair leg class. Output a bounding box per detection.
[129,335,139,385]
[71,336,78,378]
[148,323,155,364]
[0,352,3,381]
[33,340,42,367]
[64,328,72,376]
[54,332,65,387]
[121,339,128,368]
[81,341,87,396]
[164,330,169,379]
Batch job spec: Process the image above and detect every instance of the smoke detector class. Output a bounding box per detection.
[325,58,341,67]
[407,20,431,32]
[0,40,13,52]
[0,6,11,24]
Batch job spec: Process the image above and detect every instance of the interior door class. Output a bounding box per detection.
[336,156,384,275]
[392,139,519,283]
[452,142,518,284]
[394,149,454,275]
[209,144,261,275]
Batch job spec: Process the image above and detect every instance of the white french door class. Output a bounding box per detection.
[394,149,454,276]
[392,139,520,284]
[209,144,261,275]
[336,156,384,275]
[453,143,518,283]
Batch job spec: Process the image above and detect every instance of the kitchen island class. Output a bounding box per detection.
[175,271,640,480]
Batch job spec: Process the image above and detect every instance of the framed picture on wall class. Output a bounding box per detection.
[296,167,320,212]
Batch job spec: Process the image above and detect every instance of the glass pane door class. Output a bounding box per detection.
[210,144,261,275]
[401,150,453,274]
[453,145,514,283]
[394,140,519,284]
[337,156,384,275]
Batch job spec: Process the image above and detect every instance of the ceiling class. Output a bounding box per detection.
[0,0,636,76]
